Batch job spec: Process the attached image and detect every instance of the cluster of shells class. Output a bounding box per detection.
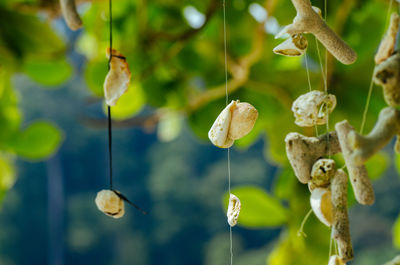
[278,1,400,264]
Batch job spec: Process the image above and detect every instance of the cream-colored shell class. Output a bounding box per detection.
[292,90,336,127]
[227,193,241,227]
[328,255,346,265]
[311,158,336,188]
[104,48,131,106]
[208,100,258,148]
[273,34,308,56]
[95,189,125,218]
[310,188,333,227]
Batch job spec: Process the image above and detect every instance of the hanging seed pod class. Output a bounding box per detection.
[59,0,82,30]
[310,187,333,227]
[374,52,400,107]
[208,100,258,148]
[292,91,337,127]
[310,158,336,188]
[273,34,308,56]
[328,255,346,265]
[227,193,241,227]
[95,189,125,218]
[375,13,400,65]
[104,48,131,106]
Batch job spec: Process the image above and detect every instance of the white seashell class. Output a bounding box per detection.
[328,255,346,265]
[311,158,336,188]
[104,48,131,106]
[208,100,237,148]
[273,34,308,56]
[95,189,125,218]
[229,102,259,140]
[292,90,337,127]
[227,193,241,227]
[208,100,258,148]
[275,25,291,39]
[310,188,333,227]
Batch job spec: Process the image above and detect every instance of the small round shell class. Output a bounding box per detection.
[310,188,333,227]
[208,100,237,148]
[311,158,336,188]
[273,34,308,56]
[95,189,125,218]
[227,193,241,227]
[228,102,258,140]
[328,255,346,265]
[292,90,337,127]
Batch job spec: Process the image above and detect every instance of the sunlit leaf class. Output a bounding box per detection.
[394,214,400,249]
[0,156,15,190]
[223,186,288,228]
[157,110,183,142]
[23,58,73,87]
[10,121,63,160]
[365,152,389,180]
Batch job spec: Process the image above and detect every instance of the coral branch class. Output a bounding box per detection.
[374,53,400,107]
[331,169,353,262]
[335,121,374,205]
[349,107,400,164]
[279,0,357,64]
[285,131,340,184]
[59,0,82,30]
[375,13,399,65]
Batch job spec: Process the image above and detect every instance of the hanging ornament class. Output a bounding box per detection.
[59,0,82,30]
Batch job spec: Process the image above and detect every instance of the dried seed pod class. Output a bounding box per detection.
[208,100,258,148]
[227,193,241,227]
[59,0,82,30]
[273,34,308,56]
[104,48,131,106]
[95,189,125,218]
[292,91,337,127]
[310,158,336,188]
[375,13,400,65]
[335,121,374,205]
[328,255,346,265]
[285,131,340,183]
[331,169,353,262]
[349,107,400,164]
[374,52,400,107]
[310,188,333,227]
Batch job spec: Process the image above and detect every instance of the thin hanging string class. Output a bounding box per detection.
[223,1,233,264]
[328,228,334,257]
[360,0,394,134]
[107,0,113,189]
[305,52,319,136]
[297,208,313,237]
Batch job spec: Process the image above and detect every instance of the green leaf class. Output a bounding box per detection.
[223,186,288,228]
[84,59,108,96]
[0,156,15,190]
[395,153,400,177]
[365,152,389,180]
[10,121,63,160]
[394,214,400,249]
[157,110,183,142]
[23,58,73,87]
[104,82,146,120]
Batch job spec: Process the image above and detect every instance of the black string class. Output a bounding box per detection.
[108,0,113,190]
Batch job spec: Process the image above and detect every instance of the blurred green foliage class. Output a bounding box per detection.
[0,0,400,264]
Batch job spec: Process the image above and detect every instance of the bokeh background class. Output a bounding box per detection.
[0,0,400,264]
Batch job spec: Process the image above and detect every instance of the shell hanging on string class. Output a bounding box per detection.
[104,48,131,106]
[208,100,258,148]
[292,90,337,127]
[328,255,346,265]
[273,34,308,56]
[95,189,125,218]
[310,187,333,227]
[227,193,241,227]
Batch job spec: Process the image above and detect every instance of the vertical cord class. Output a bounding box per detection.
[108,0,113,190]
[305,52,319,137]
[360,0,394,134]
[223,1,233,264]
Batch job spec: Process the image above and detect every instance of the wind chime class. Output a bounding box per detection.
[59,0,400,263]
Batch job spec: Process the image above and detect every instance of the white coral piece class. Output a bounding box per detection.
[227,193,241,227]
[104,48,131,106]
[310,187,333,227]
[292,90,336,127]
[328,255,346,265]
[95,189,125,218]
